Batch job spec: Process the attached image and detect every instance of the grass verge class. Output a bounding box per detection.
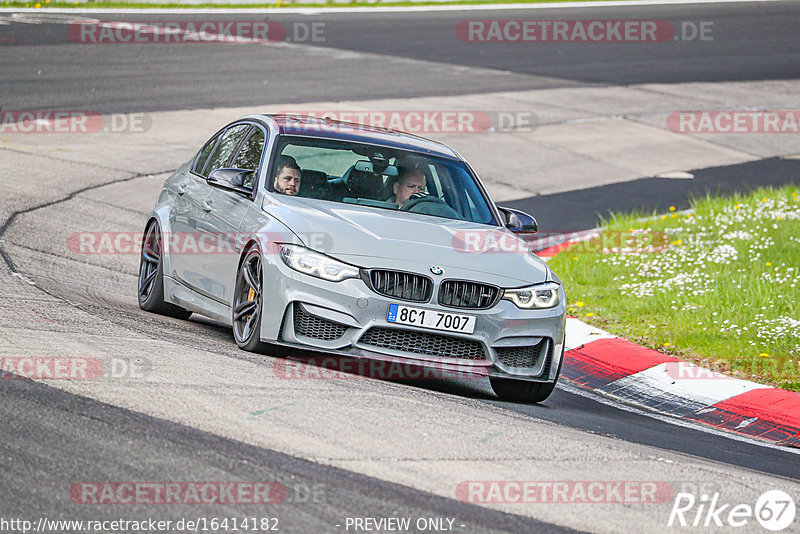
[549,184,800,392]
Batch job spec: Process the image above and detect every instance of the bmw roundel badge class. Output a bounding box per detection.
[430,266,443,275]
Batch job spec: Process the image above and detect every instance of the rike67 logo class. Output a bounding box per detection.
[668,490,796,531]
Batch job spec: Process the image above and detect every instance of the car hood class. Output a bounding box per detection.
[263,196,549,287]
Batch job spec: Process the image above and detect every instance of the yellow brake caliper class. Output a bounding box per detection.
[246,287,255,320]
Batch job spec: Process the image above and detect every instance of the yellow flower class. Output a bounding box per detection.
[575,301,584,307]
[671,213,678,218]
[585,312,594,318]
[759,352,769,358]
[571,256,578,260]
[762,198,768,202]
[671,239,683,246]
[663,342,671,348]
[669,206,676,211]
[661,215,667,220]
[766,262,772,266]
[777,217,784,221]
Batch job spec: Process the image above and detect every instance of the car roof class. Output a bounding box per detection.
[246,114,462,160]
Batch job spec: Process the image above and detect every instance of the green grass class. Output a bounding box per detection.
[1,0,630,9]
[549,185,800,392]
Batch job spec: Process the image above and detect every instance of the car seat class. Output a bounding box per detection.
[298,169,329,200]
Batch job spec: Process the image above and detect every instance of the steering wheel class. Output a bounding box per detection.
[400,194,464,219]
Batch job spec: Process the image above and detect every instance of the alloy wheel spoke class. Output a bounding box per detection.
[242,310,257,338]
[142,250,159,264]
[243,261,260,295]
[234,300,257,320]
[141,268,157,292]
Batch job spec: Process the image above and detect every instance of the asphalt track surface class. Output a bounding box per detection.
[2,2,800,532]
[509,157,800,233]
[1,377,574,533]
[0,2,798,113]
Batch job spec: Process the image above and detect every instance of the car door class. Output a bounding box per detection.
[167,130,220,290]
[171,123,250,298]
[202,124,267,305]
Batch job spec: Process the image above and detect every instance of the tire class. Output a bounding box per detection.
[138,221,192,320]
[490,344,564,403]
[232,246,269,353]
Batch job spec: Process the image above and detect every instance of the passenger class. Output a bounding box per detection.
[391,166,427,207]
[273,155,302,195]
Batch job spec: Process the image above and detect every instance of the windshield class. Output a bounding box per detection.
[270,136,498,225]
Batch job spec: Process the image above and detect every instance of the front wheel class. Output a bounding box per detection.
[138,221,192,319]
[490,344,564,403]
[233,246,269,353]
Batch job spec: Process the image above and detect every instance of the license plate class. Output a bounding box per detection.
[386,303,476,334]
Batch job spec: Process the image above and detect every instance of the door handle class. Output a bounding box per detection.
[202,199,213,212]
[177,184,187,196]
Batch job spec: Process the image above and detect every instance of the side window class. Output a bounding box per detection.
[201,124,251,177]
[232,128,265,171]
[231,128,266,189]
[193,134,220,174]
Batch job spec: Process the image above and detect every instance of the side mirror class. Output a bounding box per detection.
[498,206,538,234]
[207,168,254,197]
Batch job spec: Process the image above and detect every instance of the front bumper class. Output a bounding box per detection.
[260,258,566,382]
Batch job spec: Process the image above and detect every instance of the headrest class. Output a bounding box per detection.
[301,169,328,186]
[353,160,398,177]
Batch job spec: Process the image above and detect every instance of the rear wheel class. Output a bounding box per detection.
[138,221,192,319]
[490,344,564,403]
[233,246,269,353]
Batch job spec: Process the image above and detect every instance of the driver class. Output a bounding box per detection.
[273,155,302,195]
[391,167,427,207]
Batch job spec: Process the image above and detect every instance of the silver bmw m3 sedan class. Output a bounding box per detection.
[138,114,566,402]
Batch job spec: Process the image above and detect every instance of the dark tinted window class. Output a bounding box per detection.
[201,124,250,177]
[232,128,266,172]
[193,134,219,174]
[277,137,497,225]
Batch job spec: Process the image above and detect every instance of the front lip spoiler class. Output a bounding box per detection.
[263,339,556,383]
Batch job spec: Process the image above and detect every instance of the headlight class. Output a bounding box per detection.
[278,244,359,282]
[502,282,560,309]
